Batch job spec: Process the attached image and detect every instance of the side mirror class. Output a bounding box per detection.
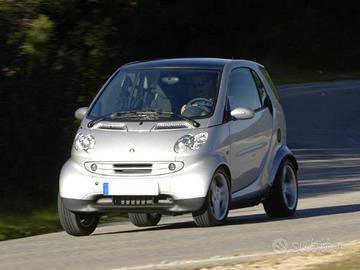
[74,107,88,120]
[230,107,255,120]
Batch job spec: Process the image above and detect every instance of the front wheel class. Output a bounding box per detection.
[192,169,230,227]
[58,195,99,236]
[263,160,298,217]
[128,213,162,227]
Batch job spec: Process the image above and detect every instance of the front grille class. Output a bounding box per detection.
[84,161,184,176]
[112,163,152,174]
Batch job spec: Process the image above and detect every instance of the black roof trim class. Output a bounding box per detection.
[121,58,231,69]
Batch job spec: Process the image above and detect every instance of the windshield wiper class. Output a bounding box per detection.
[159,112,200,128]
[87,111,200,128]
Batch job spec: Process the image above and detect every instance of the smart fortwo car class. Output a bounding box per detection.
[58,58,298,236]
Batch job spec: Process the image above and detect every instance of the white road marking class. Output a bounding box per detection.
[298,157,360,163]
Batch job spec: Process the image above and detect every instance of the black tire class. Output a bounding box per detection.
[58,194,99,236]
[263,160,298,217]
[128,213,162,227]
[192,168,230,227]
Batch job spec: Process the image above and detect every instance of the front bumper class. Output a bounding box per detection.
[59,155,225,213]
[61,196,204,214]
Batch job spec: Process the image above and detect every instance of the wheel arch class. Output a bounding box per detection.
[286,154,298,171]
[269,145,298,186]
[217,164,232,189]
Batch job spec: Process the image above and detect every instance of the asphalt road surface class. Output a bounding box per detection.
[1,80,360,270]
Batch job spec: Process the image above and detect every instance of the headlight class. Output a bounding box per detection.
[174,132,208,153]
[74,133,95,152]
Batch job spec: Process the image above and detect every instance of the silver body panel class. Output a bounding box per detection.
[59,58,296,214]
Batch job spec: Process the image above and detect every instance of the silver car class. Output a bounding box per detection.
[58,58,298,236]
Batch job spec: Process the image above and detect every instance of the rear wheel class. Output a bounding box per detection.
[58,195,99,236]
[263,160,298,217]
[192,169,230,227]
[128,213,162,227]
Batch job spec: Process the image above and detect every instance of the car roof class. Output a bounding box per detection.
[121,58,260,70]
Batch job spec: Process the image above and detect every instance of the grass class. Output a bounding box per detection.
[0,207,127,241]
[0,208,62,241]
[269,66,360,85]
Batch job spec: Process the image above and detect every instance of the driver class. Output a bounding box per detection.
[181,74,216,114]
[192,74,216,99]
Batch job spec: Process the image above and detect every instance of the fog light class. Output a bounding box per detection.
[90,163,98,171]
[168,163,176,171]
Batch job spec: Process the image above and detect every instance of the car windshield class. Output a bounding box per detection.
[88,69,221,120]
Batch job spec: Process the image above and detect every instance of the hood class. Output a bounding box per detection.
[73,121,204,162]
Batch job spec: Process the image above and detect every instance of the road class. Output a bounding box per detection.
[1,80,360,270]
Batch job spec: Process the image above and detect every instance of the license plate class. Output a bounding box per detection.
[103,182,159,196]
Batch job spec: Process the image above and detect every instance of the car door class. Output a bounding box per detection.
[227,67,273,192]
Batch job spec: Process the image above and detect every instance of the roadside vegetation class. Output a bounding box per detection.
[271,67,360,85]
[0,209,61,241]
[0,209,126,241]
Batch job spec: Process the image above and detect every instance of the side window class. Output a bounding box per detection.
[227,68,262,111]
[251,70,267,106]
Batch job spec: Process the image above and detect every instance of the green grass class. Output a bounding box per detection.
[0,209,62,241]
[269,66,360,85]
[0,209,128,241]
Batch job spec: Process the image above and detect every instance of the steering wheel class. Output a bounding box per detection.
[185,98,213,114]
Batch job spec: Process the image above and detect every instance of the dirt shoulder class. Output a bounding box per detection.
[193,242,360,270]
